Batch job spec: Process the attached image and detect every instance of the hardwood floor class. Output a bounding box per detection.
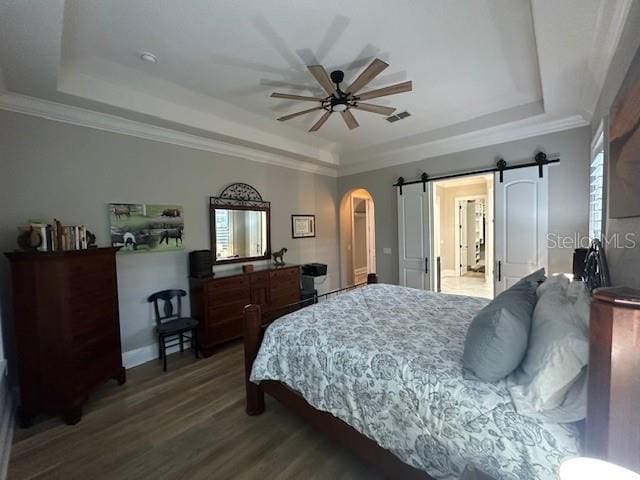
[9,342,382,480]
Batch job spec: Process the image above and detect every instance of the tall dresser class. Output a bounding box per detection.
[189,264,300,356]
[5,247,125,426]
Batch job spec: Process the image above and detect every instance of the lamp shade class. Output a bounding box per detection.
[560,458,640,480]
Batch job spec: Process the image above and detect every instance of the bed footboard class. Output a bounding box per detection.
[243,303,265,415]
[243,273,379,416]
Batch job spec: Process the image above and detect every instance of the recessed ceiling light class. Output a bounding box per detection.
[139,52,157,64]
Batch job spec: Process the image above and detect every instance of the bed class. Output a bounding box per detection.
[243,242,637,479]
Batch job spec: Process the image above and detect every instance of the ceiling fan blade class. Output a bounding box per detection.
[352,103,396,116]
[341,110,359,130]
[346,58,389,94]
[356,81,413,101]
[271,93,325,102]
[308,65,336,95]
[309,110,332,132]
[277,107,322,121]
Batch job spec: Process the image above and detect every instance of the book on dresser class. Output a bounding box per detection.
[5,247,125,426]
[189,264,301,356]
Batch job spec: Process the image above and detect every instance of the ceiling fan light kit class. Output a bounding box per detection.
[271,58,413,132]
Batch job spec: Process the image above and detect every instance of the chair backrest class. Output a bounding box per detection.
[147,289,187,325]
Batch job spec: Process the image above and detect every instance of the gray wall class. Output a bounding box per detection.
[0,110,339,359]
[338,127,591,284]
[592,3,640,288]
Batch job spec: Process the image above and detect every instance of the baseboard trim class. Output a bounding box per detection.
[0,361,16,480]
[122,343,187,369]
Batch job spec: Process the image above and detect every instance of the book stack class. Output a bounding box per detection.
[18,219,89,252]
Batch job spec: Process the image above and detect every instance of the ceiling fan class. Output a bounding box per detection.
[270,58,412,132]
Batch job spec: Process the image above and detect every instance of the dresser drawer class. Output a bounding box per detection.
[207,319,243,344]
[250,271,269,285]
[207,302,246,322]
[269,267,299,283]
[206,277,250,305]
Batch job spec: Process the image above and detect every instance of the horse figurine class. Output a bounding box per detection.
[272,247,287,266]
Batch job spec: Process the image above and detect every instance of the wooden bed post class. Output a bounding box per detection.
[243,304,265,415]
[367,273,379,284]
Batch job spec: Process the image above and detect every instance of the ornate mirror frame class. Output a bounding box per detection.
[210,183,271,265]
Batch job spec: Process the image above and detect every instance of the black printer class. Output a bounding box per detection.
[301,263,327,276]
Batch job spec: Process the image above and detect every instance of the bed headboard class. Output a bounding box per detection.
[574,239,611,291]
[584,239,640,473]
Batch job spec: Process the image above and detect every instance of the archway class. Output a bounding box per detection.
[340,188,376,287]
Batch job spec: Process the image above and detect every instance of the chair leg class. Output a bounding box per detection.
[193,328,199,359]
[163,336,168,372]
[180,332,184,352]
[158,335,163,360]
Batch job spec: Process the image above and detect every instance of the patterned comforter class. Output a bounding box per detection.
[250,284,581,479]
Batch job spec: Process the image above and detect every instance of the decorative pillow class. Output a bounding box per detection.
[462,269,544,382]
[536,273,570,297]
[508,282,590,422]
[567,280,591,328]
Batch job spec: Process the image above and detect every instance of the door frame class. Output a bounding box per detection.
[453,194,487,278]
[351,192,376,281]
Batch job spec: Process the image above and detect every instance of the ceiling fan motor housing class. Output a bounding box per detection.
[330,70,344,85]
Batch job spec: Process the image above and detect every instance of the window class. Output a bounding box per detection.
[589,126,605,241]
[215,209,233,258]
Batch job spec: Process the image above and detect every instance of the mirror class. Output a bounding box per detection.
[214,209,268,261]
[210,184,271,264]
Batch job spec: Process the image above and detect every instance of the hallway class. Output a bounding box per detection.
[441,273,493,299]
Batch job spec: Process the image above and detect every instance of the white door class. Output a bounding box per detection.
[494,167,548,293]
[398,183,433,290]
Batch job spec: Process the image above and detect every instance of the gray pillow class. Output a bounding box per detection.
[462,269,544,382]
[507,281,590,422]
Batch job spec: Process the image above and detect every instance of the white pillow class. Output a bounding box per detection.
[508,281,590,422]
[567,280,591,328]
[536,273,570,297]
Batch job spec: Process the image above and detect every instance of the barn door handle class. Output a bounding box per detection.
[498,261,502,282]
[425,256,429,275]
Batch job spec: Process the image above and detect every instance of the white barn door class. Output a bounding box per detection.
[494,167,548,294]
[398,183,433,290]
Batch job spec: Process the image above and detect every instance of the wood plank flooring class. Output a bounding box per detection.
[9,342,383,480]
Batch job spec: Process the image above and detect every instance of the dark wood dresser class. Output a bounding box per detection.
[5,247,125,426]
[189,264,300,356]
[586,286,640,473]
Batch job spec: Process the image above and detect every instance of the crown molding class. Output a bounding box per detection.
[338,114,589,176]
[0,92,591,179]
[0,92,338,178]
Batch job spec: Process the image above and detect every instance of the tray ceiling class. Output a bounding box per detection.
[0,0,631,174]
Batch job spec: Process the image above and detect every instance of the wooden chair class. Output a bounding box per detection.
[147,289,199,371]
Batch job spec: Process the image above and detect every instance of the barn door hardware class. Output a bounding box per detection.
[392,150,559,189]
[496,159,507,183]
[534,151,548,178]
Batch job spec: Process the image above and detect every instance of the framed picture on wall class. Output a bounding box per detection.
[291,214,315,238]
[108,203,184,253]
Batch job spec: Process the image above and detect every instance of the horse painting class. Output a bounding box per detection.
[160,226,183,246]
[161,208,181,217]
[113,206,131,219]
[109,203,184,253]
